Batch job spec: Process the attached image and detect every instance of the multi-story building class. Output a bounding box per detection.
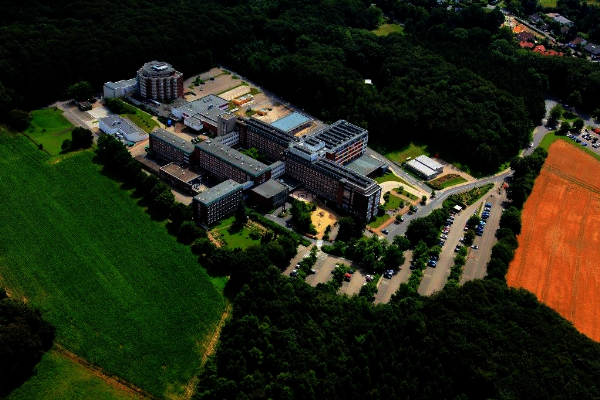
[171,95,235,135]
[285,145,381,221]
[250,179,289,210]
[196,139,271,188]
[309,120,368,165]
[193,180,243,226]
[239,118,296,161]
[103,78,137,99]
[149,129,196,165]
[137,61,184,100]
[159,163,203,195]
[269,112,312,136]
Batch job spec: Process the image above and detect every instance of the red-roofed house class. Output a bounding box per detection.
[533,45,546,53]
[519,41,534,49]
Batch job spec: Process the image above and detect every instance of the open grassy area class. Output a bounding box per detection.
[121,110,158,134]
[0,133,225,398]
[374,172,413,188]
[384,143,429,165]
[372,24,404,36]
[6,351,139,400]
[384,193,405,211]
[24,108,74,155]
[369,214,391,229]
[210,216,263,249]
[539,0,557,7]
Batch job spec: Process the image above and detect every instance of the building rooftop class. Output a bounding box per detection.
[313,158,378,192]
[270,112,311,133]
[584,43,600,55]
[150,129,195,154]
[194,179,242,206]
[345,155,387,176]
[416,155,443,171]
[309,120,368,152]
[196,139,271,178]
[100,115,147,142]
[173,95,229,122]
[138,61,181,77]
[104,78,136,90]
[160,163,200,183]
[245,117,298,147]
[251,179,288,198]
[406,159,438,177]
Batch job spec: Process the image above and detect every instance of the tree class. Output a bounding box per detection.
[548,104,562,126]
[500,206,522,234]
[61,139,72,152]
[235,199,248,226]
[567,91,582,109]
[7,109,31,131]
[178,220,202,244]
[421,195,427,205]
[464,230,476,245]
[153,190,175,219]
[558,121,571,135]
[192,237,216,256]
[383,244,404,269]
[467,214,481,228]
[572,118,584,132]
[170,203,193,227]
[70,127,94,149]
[393,235,411,251]
[66,81,94,101]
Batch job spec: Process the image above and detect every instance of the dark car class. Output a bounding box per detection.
[290,270,298,278]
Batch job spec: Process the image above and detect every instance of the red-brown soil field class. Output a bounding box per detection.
[507,140,600,342]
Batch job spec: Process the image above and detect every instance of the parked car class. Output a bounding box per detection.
[476,231,483,236]
[382,229,389,235]
[427,260,437,267]
[471,245,479,249]
[344,273,352,281]
[439,240,445,246]
[290,270,298,278]
[583,143,588,147]
[485,203,492,207]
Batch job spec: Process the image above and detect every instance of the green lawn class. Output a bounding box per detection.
[211,217,262,249]
[375,172,413,188]
[428,174,468,190]
[369,214,391,229]
[6,351,138,400]
[384,194,404,211]
[0,133,225,398]
[539,0,557,6]
[121,111,158,134]
[372,24,404,36]
[540,132,600,163]
[384,143,429,165]
[24,108,74,155]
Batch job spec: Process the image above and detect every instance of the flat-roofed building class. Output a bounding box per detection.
[270,161,285,179]
[269,112,312,136]
[99,115,147,142]
[345,154,389,178]
[159,163,204,194]
[137,61,184,100]
[193,180,243,226]
[250,179,289,210]
[196,139,271,187]
[103,78,137,99]
[309,120,368,165]
[405,159,440,180]
[285,146,381,221]
[240,118,295,161]
[415,155,443,172]
[171,95,232,134]
[149,128,196,165]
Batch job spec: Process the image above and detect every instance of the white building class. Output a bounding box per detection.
[103,78,137,99]
[99,115,147,142]
[405,155,444,180]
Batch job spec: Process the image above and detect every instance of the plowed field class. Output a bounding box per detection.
[507,140,600,342]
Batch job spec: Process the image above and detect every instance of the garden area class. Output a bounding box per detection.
[374,171,412,188]
[209,216,264,249]
[446,183,494,207]
[427,174,467,190]
[23,108,74,155]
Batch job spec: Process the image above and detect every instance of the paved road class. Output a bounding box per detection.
[365,148,430,194]
[461,184,507,283]
[417,192,488,296]
[339,268,371,297]
[374,251,413,303]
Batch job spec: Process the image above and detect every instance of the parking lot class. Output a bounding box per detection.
[374,251,413,304]
[339,268,372,297]
[461,185,506,283]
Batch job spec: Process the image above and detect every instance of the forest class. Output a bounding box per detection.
[0,0,599,173]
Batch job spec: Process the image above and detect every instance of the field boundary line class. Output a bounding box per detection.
[54,344,157,399]
[183,303,232,399]
[544,164,600,196]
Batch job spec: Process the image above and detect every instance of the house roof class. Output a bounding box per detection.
[519,41,535,48]
[270,112,311,133]
[251,179,288,199]
[584,43,600,55]
[150,128,195,154]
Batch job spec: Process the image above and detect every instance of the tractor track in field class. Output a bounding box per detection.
[543,164,600,195]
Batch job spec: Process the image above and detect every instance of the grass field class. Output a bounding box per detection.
[384,143,429,165]
[540,132,600,163]
[0,133,225,398]
[121,110,158,133]
[24,108,74,155]
[372,24,404,36]
[508,140,600,342]
[6,351,139,400]
[369,214,391,229]
[539,0,557,7]
[384,193,404,210]
[210,216,262,249]
[375,172,413,188]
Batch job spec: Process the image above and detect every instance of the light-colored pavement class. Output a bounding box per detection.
[339,268,371,297]
[417,188,491,296]
[461,185,507,284]
[284,245,310,276]
[374,250,413,304]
